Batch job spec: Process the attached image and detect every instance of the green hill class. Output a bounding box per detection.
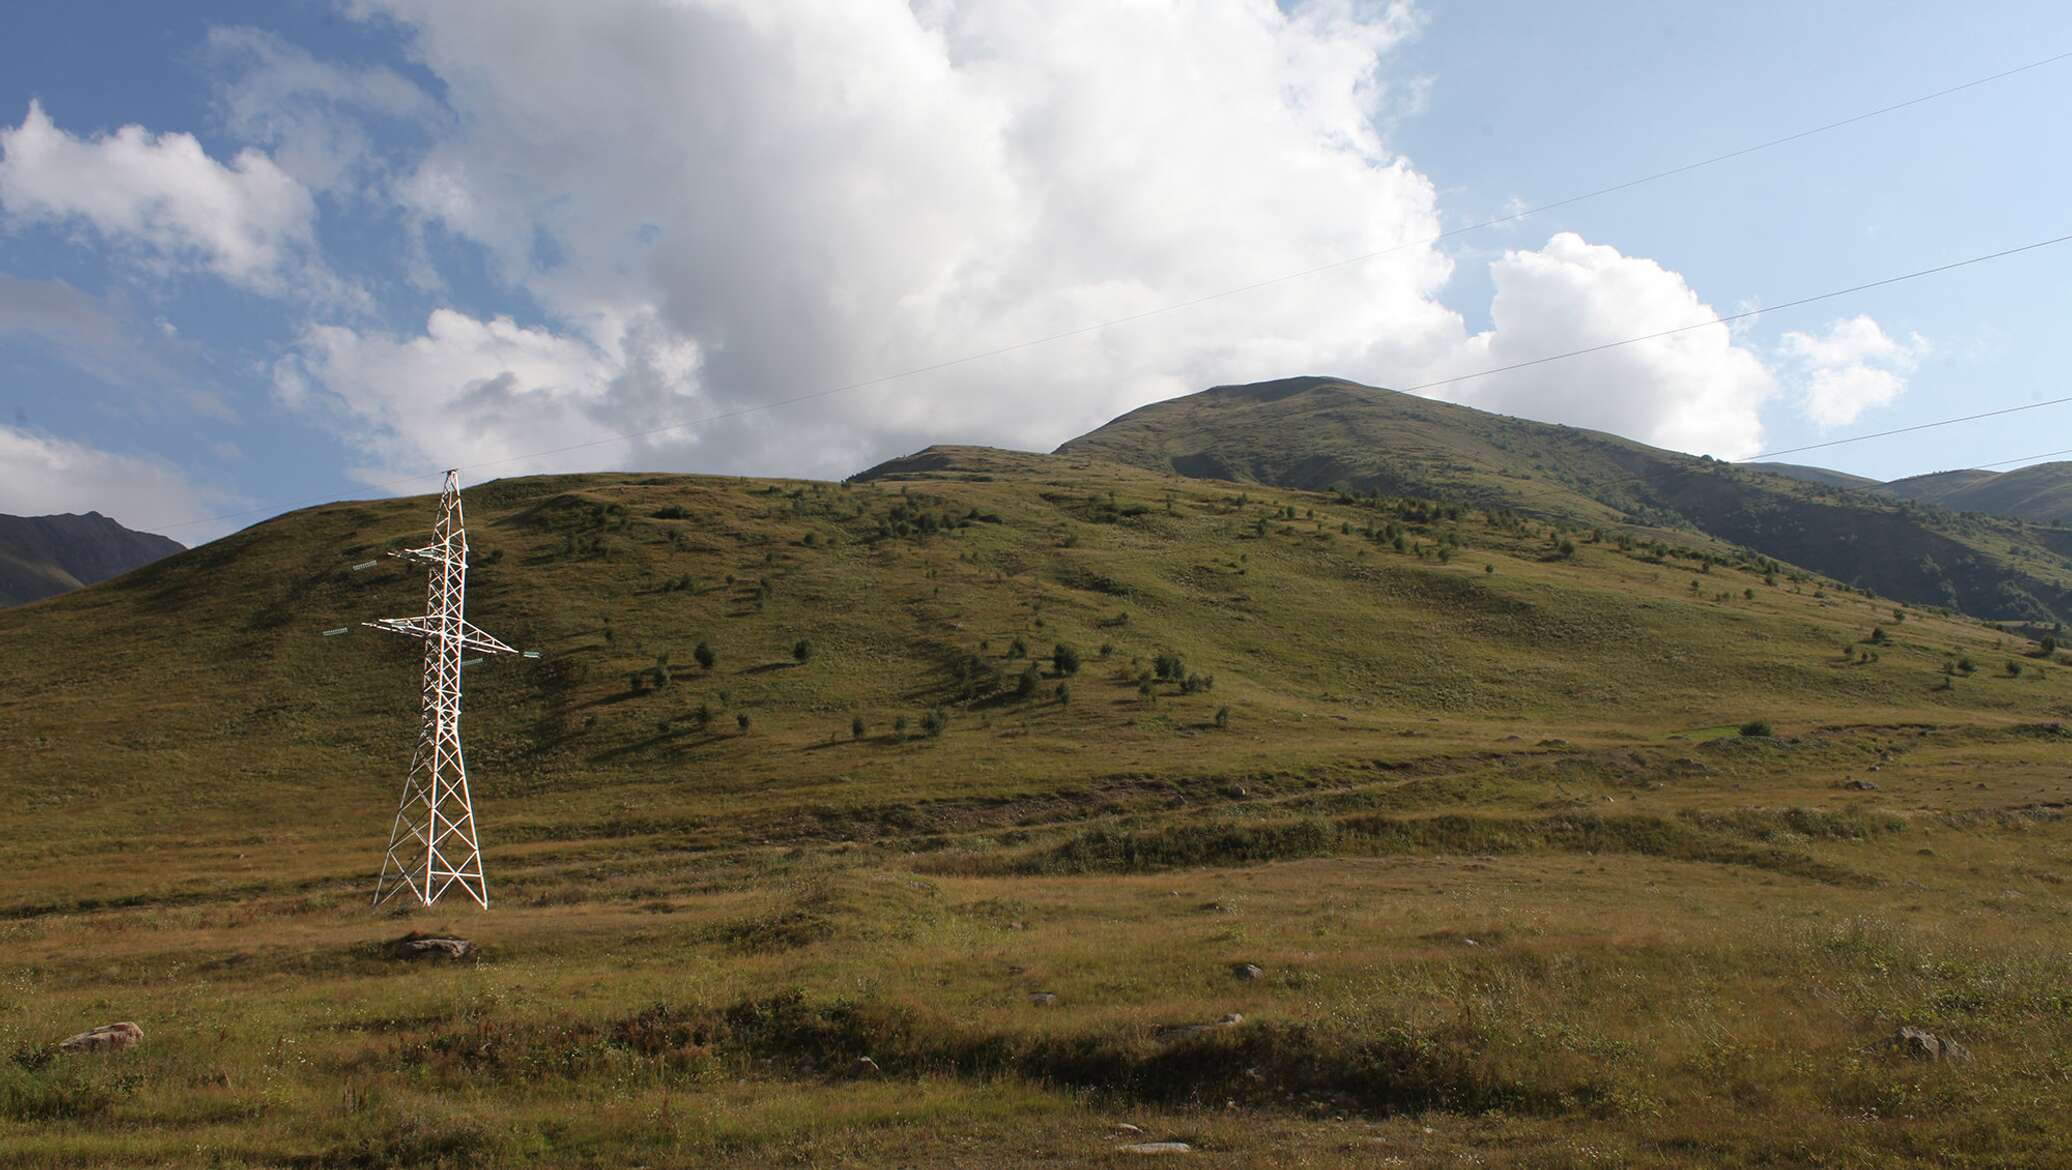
[1745,461,1883,490]
[1056,376,2072,621]
[0,511,184,607]
[4,458,2070,1167]
[1884,461,2072,526]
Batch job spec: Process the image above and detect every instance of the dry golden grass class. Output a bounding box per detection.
[2,456,2068,1166]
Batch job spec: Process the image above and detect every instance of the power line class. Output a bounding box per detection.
[1742,393,2072,461]
[26,50,2072,543]
[445,50,2072,480]
[49,226,2072,548]
[1406,232,2072,395]
[1976,446,2072,470]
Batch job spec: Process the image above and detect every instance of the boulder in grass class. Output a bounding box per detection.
[1231,962,1263,981]
[1118,1141,1192,1155]
[58,1022,142,1054]
[1154,1013,1243,1043]
[384,934,475,961]
[1887,1025,1973,1064]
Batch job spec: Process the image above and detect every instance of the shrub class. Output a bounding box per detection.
[2042,636,2058,656]
[1099,642,1114,658]
[792,638,813,663]
[1213,705,1230,729]
[654,504,691,519]
[1868,626,1888,645]
[2006,660,2023,678]
[694,641,717,671]
[736,712,752,734]
[1738,719,1773,738]
[1054,682,1070,705]
[921,708,948,738]
[851,715,866,739]
[1017,665,1041,699]
[1053,642,1082,675]
[628,671,645,694]
[1957,655,1976,675]
[1008,637,1028,659]
[893,714,909,740]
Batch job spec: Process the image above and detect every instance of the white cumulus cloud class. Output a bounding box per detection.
[273,307,706,485]
[0,425,222,534]
[1780,314,1929,428]
[236,1,1802,482]
[0,100,334,298]
[278,0,1462,480]
[1446,232,1778,458]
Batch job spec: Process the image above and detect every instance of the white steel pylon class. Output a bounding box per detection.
[365,470,516,909]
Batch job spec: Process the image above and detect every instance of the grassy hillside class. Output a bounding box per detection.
[0,511,184,607]
[1056,376,2072,622]
[3,457,2070,1167]
[1885,462,2072,526]
[1745,461,1883,490]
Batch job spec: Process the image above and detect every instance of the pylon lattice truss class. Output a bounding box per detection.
[365,470,515,909]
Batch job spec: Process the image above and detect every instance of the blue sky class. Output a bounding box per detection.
[1,1,2068,543]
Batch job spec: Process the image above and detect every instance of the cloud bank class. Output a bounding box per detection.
[4,0,1932,524]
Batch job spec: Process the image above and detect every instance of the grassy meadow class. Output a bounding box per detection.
[2,450,2068,1167]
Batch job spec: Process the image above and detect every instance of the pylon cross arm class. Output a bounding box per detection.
[363,616,518,656]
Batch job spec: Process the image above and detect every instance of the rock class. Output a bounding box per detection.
[1118,1142,1192,1155]
[1843,778,1879,790]
[58,1022,142,1054]
[1887,1026,1972,1064]
[385,935,474,961]
[1462,938,1479,947]
[1537,738,1570,747]
[854,1055,883,1077]
[1029,991,1059,1007]
[1155,1013,1243,1042]
[1231,962,1263,981]
[1222,784,1248,799]
[1114,1123,1144,1135]
[1869,764,1882,773]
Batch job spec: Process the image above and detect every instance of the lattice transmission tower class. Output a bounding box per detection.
[363,470,519,909]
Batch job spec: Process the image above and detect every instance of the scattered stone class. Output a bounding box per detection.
[1029,991,1059,1007]
[385,935,474,961]
[1537,738,1570,747]
[1118,1142,1192,1155]
[1114,1123,1144,1135]
[1842,778,1880,791]
[1155,1013,1243,1042]
[1222,784,1248,799]
[1869,764,1882,773]
[854,1056,883,1077]
[1231,962,1263,981]
[58,1022,142,1054]
[1462,938,1479,947]
[1886,1026,1971,1064]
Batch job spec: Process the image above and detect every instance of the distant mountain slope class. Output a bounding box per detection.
[1057,376,2072,621]
[0,512,184,607]
[1745,462,1883,490]
[1884,462,2072,526]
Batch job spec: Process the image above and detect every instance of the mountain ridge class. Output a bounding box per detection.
[0,510,185,607]
[1050,375,2072,621]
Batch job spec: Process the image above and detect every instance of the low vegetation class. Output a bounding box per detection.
[2,451,2069,1167]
